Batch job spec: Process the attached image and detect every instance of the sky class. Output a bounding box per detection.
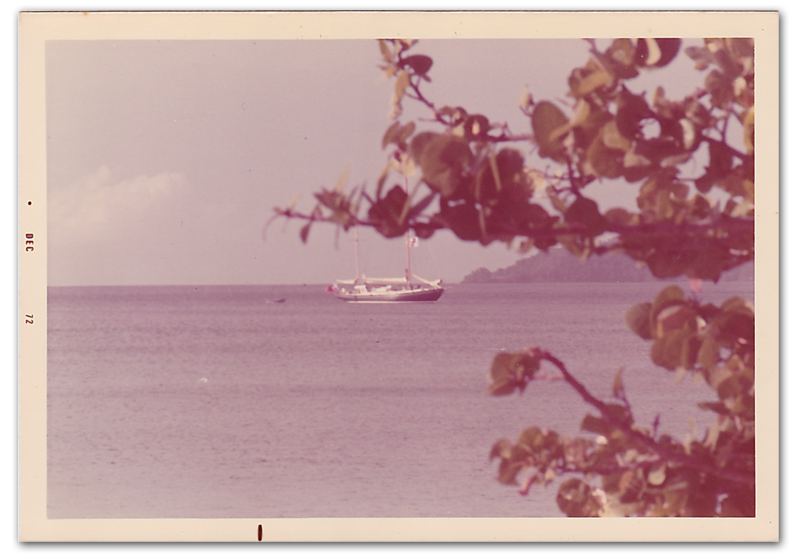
[46,37,706,287]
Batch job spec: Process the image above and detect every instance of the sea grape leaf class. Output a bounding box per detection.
[531,101,569,162]
[557,478,603,517]
[408,191,437,220]
[441,203,481,241]
[698,401,730,415]
[587,132,625,178]
[367,184,409,238]
[416,135,472,199]
[651,329,692,371]
[397,121,416,146]
[395,70,411,99]
[489,439,512,461]
[742,107,755,155]
[605,38,639,79]
[612,368,625,401]
[574,68,615,96]
[651,285,685,321]
[655,304,698,337]
[497,461,523,485]
[379,39,392,63]
[382,121,400,149]
[403,54,433,75]
[409,131,438,162]
[564,197,607,237]
[464,114,491,140]
[625,302,653,340]
[300,222,311,244]
[580,414,610,436]
[647,464,667,486]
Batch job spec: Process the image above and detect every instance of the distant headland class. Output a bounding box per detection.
[461,248,755,284]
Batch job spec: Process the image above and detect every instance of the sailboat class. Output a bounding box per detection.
[329,181,444,303]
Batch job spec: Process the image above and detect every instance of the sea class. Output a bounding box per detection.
[46,281,753,519]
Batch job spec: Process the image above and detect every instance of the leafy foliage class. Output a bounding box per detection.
[273,38,756,517]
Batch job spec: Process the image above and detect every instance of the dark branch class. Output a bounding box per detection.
[540,351,754,486]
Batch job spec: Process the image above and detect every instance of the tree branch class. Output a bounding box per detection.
[539,351,754,486]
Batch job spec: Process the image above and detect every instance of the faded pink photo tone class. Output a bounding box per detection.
[46,38,757,521]
[47,39,707,288]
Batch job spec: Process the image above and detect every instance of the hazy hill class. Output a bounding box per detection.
[462,248,755,283]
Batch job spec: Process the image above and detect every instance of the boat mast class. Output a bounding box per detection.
[405,176,411,284]
[355,223,361,283]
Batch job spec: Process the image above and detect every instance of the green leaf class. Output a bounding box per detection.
[655,304,698,337]
[397,121,416,146]
[496,148,525,180]
[564,197,607,237]
[605,207,634,226]
[742,107,754,155]
[604,403,630,423]
[574,68,615,96]
[612,368,625,400]
[464,114,491,140]
[695,172,716,194]
[366,185,409,238]
[378,39,392,63]
[416,135,472,199]
[517,203,551,228]
[720,296,754,315]
[635,38,681,68]
[490,352,515,382]
[625,302,653,340]
[705,69,734,108]
[402,54,433,75]
[488,378,517,396]
[497,461,523,485]
[489,439,512,460]
[409,131,438,163]
[651,328,691,371]
[647,464,667,486]
[580,414,610,436]
[375,161,391,200]
[395,70,410,99]
[651,285,685,321]
[716,374,750,400]
[697,401,730,415]
[557,478,603,517]
[615,87,653,140]
[299,222,311,244]
[334,165,349,194]
[601,121,631,152]
[708,139,734,176]
[685,45,714,69]
[697,336,721,369]
[441,203,481,241]
[407,191,437,219]
[587,132,625,178]
[680,334,702,370]
[381,121,400,150]
[605,39,639,79]
[490,351,540,385]
[531,101,569,162]
[518,427,546,451]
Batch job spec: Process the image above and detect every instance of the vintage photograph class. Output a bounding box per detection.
[19,11,779,541]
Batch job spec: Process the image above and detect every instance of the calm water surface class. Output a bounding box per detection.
[47,282,752,518]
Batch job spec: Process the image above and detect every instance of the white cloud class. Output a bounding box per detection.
[49,165,190,243]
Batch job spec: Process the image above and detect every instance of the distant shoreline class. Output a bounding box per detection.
[461,249,755,284]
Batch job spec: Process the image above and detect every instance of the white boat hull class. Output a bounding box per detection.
[335,285,444,303]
